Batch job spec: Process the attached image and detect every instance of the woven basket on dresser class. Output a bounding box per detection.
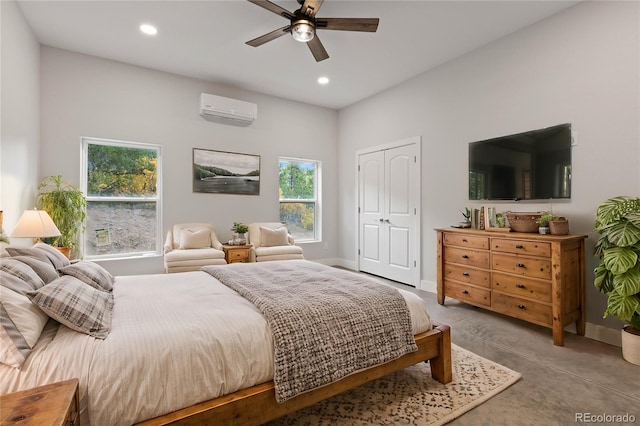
[504,212,543,233]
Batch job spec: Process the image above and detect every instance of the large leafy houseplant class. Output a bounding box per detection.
[37,175,86,256]
[593,196,640,332]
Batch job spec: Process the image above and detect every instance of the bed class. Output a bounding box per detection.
[1,255,451,425]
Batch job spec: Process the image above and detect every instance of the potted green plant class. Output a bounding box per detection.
[537,212,555,234]
[231,222,249,245]
[37,175,86,258]
[593,196,640,366]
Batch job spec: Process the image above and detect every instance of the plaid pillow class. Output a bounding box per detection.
[34,243,70,269]
[58,261,114,292]
[28,276,113,339]
[12,256,59,284]
[0,258,45,292]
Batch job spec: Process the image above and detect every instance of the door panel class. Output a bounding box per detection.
[358,141,419,285]
[359,151,386,277]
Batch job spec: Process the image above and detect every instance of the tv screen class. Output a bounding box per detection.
[469,124,572,200]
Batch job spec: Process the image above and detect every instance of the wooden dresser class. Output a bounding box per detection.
[436,228,586,346]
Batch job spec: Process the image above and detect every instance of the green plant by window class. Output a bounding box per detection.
[593,196,640,331]
[37,175,87,253]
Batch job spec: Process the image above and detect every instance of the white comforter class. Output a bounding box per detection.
[1,270,431,425]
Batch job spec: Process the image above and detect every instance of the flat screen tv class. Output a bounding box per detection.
[468,123,572,200]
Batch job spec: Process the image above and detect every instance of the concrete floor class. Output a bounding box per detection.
[385,281,639,426]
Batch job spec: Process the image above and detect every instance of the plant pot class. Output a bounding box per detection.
[55,246,72,259]
[621,326,640,366]
[549,218,569,235]
[538,226,550,234]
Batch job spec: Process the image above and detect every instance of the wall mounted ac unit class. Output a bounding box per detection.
[200,93,257,126]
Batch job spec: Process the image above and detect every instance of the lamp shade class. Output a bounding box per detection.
[10,209,61,239]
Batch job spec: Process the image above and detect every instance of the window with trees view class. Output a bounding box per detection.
[279,158,320,242]
[81,138,162,258]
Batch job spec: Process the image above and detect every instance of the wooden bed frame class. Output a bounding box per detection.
[137,323,452,426]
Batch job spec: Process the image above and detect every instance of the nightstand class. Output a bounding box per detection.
[0,379,79,426]
[222,244,251,264]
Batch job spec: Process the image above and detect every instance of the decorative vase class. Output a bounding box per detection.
[621,326,640,366]
[538,226,550,234]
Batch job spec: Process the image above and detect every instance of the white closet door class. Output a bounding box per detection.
[358,140,420,286]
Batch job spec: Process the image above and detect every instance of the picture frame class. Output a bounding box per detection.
[193,148,260,195]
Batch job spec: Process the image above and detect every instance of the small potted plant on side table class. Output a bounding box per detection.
[231,222,249,245]
[594,196,640,366]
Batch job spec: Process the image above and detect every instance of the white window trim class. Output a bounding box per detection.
[80,136,163,260]
[279,157,322,243]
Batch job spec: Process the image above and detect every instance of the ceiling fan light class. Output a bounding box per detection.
[291,21,315,42]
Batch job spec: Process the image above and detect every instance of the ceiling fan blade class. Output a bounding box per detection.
[246,25,291,47]
[316,18,379,32]
[307,36,329,62]
[247,0,294,20]
[299,0,324,17]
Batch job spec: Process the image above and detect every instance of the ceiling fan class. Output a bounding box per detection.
[246,0,379,62]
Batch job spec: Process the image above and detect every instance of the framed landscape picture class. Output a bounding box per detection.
[193,148,260,195]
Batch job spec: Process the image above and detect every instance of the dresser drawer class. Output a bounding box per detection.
[492,253,551,280]
[492,272,551,303]
[492,293,552,326]
[444,233,489,250]
[444,280,491,307]
[491,238,551,257]
[444,263,491,288]
[443,246,490,269]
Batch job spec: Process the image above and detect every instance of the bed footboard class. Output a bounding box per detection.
[137,324,452,426]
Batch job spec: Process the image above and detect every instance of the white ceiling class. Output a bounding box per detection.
[17,0,579,110]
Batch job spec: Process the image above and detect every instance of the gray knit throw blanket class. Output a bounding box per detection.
[202,260,417,403]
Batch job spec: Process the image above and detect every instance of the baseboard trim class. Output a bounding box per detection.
[584,322,622,347]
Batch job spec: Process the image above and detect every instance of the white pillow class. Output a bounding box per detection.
[260,226,290,247]
[179,227,211,249]
[0,285,49,368]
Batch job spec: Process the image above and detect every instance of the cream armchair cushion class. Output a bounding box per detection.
[248,222,304,262]
[163,223,226,273]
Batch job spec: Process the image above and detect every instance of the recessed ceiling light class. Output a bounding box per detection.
[139,24,158,36]
[317,76,330,85]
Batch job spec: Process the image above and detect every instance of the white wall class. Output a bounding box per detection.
[39,47,339,275]
[0,0,40,236]
[338,1,640,336]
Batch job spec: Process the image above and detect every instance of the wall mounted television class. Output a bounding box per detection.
[468,123,572,201]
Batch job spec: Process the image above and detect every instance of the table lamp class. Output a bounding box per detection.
[10,209,61,243]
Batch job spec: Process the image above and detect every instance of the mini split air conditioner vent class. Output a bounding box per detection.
[200,93,257,127]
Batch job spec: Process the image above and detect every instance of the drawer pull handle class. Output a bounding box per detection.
[517,304,526,310]
[516,284,526,289]
[462,272,470,277]
[462,239,468,243]
[462,255,469,259]
[515,244,524,249]
[462,290,469,294]
[516,263,525,268]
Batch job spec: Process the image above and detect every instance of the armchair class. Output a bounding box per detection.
[247,222,304,262]
[163,223,226,273]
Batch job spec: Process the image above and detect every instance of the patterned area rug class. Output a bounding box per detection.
[267,344,521,425]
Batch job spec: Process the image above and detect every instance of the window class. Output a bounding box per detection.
[279,158,321,242]
[81,138,162,259]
